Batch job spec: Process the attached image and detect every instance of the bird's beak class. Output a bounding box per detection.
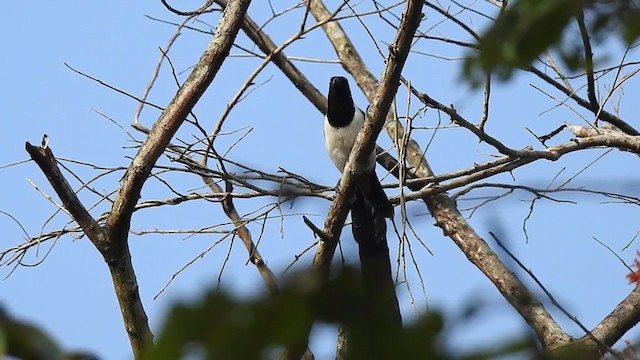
[329,76,349,92]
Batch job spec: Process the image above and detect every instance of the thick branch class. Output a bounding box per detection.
[26,1,252,358]
[213,0,327,113]
[311,0,424,279]
[589,285,640,347]
[283,1,424,358]
[25,143,107,245]
[106,0,252,243]
[25,143,152,358]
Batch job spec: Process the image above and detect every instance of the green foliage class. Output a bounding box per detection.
[0,307,97,360]
[146,267,446,359]
[144,267,540,360]
[1,266,616,359]
[464,0,640,83]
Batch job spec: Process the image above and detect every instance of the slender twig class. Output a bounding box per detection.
[490,232,622,359]
[577,11,599,110]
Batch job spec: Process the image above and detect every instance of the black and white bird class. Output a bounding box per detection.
[323,76,393,218]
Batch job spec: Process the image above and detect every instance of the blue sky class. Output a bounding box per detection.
[2,1,640,359]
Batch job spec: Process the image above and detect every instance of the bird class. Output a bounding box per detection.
[323,76,393,219]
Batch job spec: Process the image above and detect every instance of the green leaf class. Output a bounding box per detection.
[464,0,589,82]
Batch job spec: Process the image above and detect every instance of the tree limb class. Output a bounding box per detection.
[526,66,639,136]
[25,0,252,358]
[312,0,423,281]
[282,1,424,358]
[25,143,107,246]
[589,285,640,348]
[106,0,252,244]
[25,143,152,358]
[306,0,570,350]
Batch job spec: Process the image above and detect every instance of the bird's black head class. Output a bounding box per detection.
[327,76,355,127]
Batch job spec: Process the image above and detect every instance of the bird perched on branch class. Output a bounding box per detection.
[323,76,393,219]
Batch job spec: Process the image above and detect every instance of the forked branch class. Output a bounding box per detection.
[24,0,253,358]
[281,1,424,358]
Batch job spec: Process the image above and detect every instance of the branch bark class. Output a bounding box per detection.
[311,0,423,280]
[26,0,252,358]
[25,144,107,246]
[307,0,570,351]
[25,143,152,358]
[589,285,640,348]
[282,1,424,358]
[106,0,252,243]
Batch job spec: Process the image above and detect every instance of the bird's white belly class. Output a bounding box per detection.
[324,112,375,173]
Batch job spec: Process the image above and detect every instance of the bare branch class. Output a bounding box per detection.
[106,0,252,243]
[25,143,151,358]
[160,0,215,16]
[201,174,280,296]
[282,1,424,358]
[24,144,107,245]
[577,11,599,110]
[590,286,640,348]
[526,66,640,136]
[312,0,423,281]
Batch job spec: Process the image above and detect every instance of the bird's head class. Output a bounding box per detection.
[327,76,355,126]
[329,76,352,100]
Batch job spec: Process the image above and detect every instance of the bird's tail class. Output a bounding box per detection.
[360,171,394,219]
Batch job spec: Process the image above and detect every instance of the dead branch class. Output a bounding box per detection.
[201,174,280,296]
[23,0,252,358]
[526,66,640,136]
[281,1,424,358]
[25,143,152,358]
[589,286,640,349]
[25,144,107,245]
[160,0,216,16]
[213,0,327,113]
[307,0,569,350]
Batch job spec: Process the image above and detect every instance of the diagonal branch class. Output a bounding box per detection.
[213,0,326,113]
[282,2,424,359]
[577,11,599,110]
[589,285,640,348]
[312,0,424,279]
[526,66,639,136]
[25,143,107,245]
[200,169,280,296]
[106,0,252,243]
[307,0,570,350]
[26,1,253,358]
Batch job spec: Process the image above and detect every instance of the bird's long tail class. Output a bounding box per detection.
[363,171,394,218]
